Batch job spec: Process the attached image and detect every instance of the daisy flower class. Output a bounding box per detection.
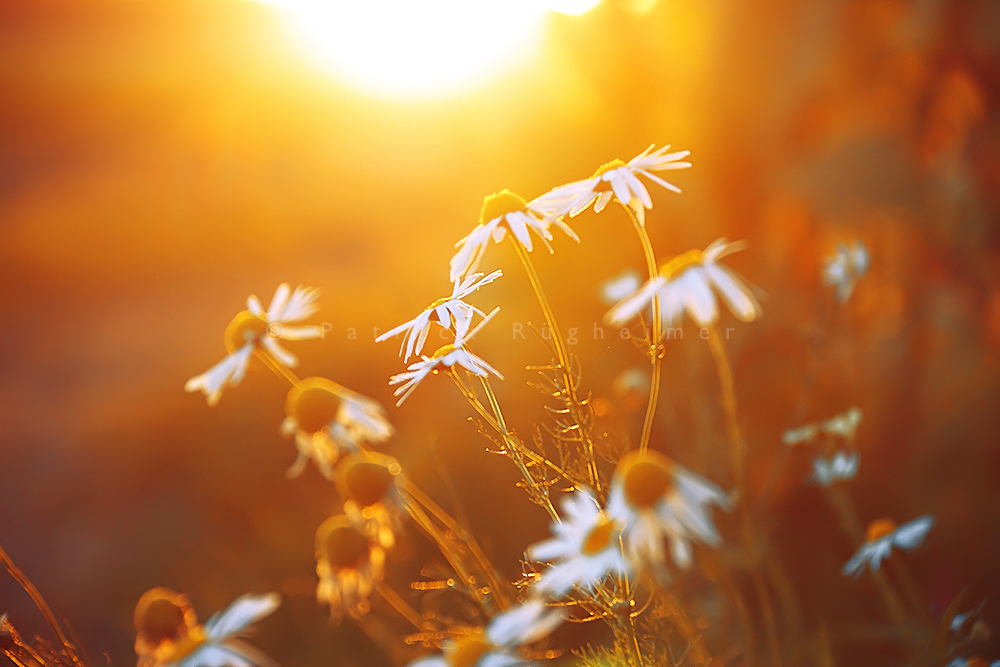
[605,239,762,329]
[281,377,393,480]
[822,240,870,303]
[407,597,566,667]
[534,144,691,226]
[388,312,502,406]
[315,515,385,622]
[842,515,934,578]
[133,588,279,667]
[334,451,404,549]
[450,190,579,282]
[185,284,323,406]
[376,270,502,361]
[812,450,859,487]
[526,489,629,598]
[607,450,732,578]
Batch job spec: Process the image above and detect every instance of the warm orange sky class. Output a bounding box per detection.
[2,1,1000,665]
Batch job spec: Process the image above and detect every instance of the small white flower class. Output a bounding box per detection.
[822,240,870,303]
[185,284,323,406]
[281,377,393,479]
[947,659,1000,667]
[606,239,762,329]
[607,451,732,579]
[407,597,566,667]
[134,588,279,667]
[527,490,629,598]
[842,515,934,578]
[388,312,502,406]
[783,407,863,446]
[377,270,502,361]
[450,190,579,282]
[534,145,691,226]
[812,450,859,487]
[599,269,642,306]
[315,515,385,622]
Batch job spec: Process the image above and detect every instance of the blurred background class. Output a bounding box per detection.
[2,0,1000,665]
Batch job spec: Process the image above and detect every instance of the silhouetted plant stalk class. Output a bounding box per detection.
[1,546,87,667]
[508,235,603,498]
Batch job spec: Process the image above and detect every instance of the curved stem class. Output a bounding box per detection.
[622,204,661,453]
[508,236,602,496]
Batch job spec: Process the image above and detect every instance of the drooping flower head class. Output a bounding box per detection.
[315,515,385,621]
[606,239,761,329]
[534,144,691,226]
[527,489,629,598]
[134,588,279,667]
[377,270,502,361]
[608,450,732,579]
[185,284,323,406]
[842,515,934,578]
[334,450,403,549]
[450,190,579,282]
[282,377,393,479]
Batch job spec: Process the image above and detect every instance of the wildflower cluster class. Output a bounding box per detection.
[124,140,984,667]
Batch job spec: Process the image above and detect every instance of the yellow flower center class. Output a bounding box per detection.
[617,451,675,509]
[224,310,269,353]
[658,249,705,280]
[286,378,343,434]
[135,596,188,645]
[319,518,371,570]
[338,454,397,507]
[479,190,527,225]
[966,658,988,667]
[431,344,457,360]
[865,518,898,543]
[162,627,206,664]
[427,295,452,311]
[592,158,626,179]
[581,515,618,556]
[445,630,492,667]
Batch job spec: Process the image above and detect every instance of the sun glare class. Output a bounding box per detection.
[255,0,602,96]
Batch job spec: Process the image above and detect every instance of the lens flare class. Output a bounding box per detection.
[254,0,602,95]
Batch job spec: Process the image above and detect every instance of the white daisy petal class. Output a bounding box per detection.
[266,284,291,321]
[204,594,281,639]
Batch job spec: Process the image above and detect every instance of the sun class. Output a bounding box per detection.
[254,0,601,96]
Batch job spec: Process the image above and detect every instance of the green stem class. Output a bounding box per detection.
[622,204,662,453]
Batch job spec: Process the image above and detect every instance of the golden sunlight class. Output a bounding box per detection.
[254,0,601,95]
